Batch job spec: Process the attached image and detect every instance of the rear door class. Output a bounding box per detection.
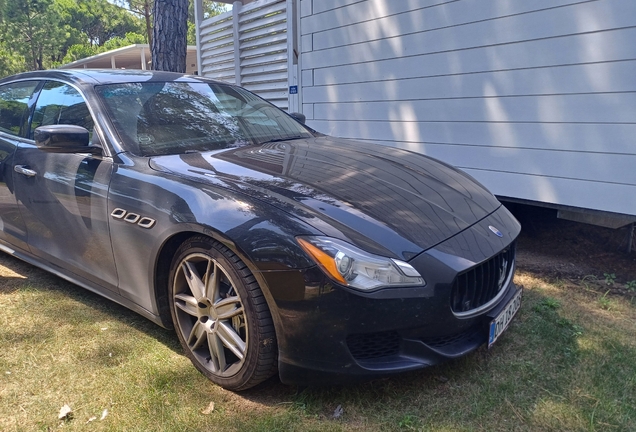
[12,80,118,291]
[0,80,39,252]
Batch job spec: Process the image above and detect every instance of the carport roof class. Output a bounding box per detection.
[58,44,198,75]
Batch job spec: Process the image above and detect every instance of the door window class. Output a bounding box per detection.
[0,81,38,137]
[30,81,94,138]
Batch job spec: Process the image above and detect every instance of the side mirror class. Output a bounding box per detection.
[289,112,306,124]
[34,125,102,155]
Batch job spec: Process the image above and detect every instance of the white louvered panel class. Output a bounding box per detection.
[200,10,232,29]
[241,44,287,60]
[204,74,236,83]
[202,72,236,84]
[241,71,288,85]
[199,25,233,45]
[240,52,287,68]
[201,65,234,80]
[242,87,287,99]
[199,33,232,50]
[241,79,288,93]
[199,26,233,43]
[240,22,287,43]
[240,32,287,50]
[239,13,286,34]
[200,42,234,58]
[201,51,234,66]
[242,62,288,77]
[197,0,289,107]
[199,9,235,81]
[237,0,288,105]
[201,60,234,75]
[238,0,286,24]
[199,21,233,46]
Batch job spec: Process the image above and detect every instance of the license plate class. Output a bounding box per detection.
[488,289,522,347]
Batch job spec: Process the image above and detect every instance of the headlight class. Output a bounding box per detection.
[297,236,425,291]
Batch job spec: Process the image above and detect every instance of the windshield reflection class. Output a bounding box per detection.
[96,82,313,156]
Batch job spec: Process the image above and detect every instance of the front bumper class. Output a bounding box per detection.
[268,205,522,385]
[276,281,521,386]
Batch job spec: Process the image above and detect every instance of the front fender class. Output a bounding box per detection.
[107,161,322,332]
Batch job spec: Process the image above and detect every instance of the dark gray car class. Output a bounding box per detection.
[0,69,522,390]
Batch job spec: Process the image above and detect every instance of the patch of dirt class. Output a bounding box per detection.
[507,204,636,297]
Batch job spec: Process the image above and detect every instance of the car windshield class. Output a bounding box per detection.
[95,81,313,156]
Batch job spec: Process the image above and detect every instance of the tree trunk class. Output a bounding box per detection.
[24,3,39,70]
[151,0,188,72]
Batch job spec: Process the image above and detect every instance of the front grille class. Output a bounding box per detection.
[346,331,400,360]
[450,242,516,314]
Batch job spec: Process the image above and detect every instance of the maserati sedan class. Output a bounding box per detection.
[0,69,521,391]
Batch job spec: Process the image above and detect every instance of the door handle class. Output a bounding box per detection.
[14,165,37,177]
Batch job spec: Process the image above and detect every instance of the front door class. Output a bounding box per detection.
[12,80,118,291]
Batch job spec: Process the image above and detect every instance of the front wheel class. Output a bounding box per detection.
[169,236,277,390]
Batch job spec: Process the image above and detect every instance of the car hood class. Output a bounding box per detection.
[149,136,502,260]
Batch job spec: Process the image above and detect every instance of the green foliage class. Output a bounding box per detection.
[599,290,613,310]
[533,296,561,312]
[61,0,143,46]
[102,31,146,50]
[111,0,154,47]
[60,43,98,64]
[398,414,420,430]
[2,0,68,70]
[187,20,197,45]
[626,280,636,291]
[1,0,145,72]
[604,272,617,286]
[0,42,26,78]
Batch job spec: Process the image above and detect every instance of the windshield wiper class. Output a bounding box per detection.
[257,136,305,145]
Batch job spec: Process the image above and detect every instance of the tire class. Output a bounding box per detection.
[168,235,277,391]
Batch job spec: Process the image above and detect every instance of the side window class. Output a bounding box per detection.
[0,81,38,137]
[30,81,94,138]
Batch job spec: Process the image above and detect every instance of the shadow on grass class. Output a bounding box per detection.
[0,252,180,355]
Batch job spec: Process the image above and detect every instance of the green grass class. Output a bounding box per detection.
[1,256,635,431]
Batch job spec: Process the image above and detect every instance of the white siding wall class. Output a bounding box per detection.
[299,0,636,217]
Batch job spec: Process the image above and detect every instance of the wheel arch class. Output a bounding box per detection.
[154,230,195,329]
[153,226,285,339]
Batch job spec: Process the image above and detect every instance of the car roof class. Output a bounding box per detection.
[0,69,220,87]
